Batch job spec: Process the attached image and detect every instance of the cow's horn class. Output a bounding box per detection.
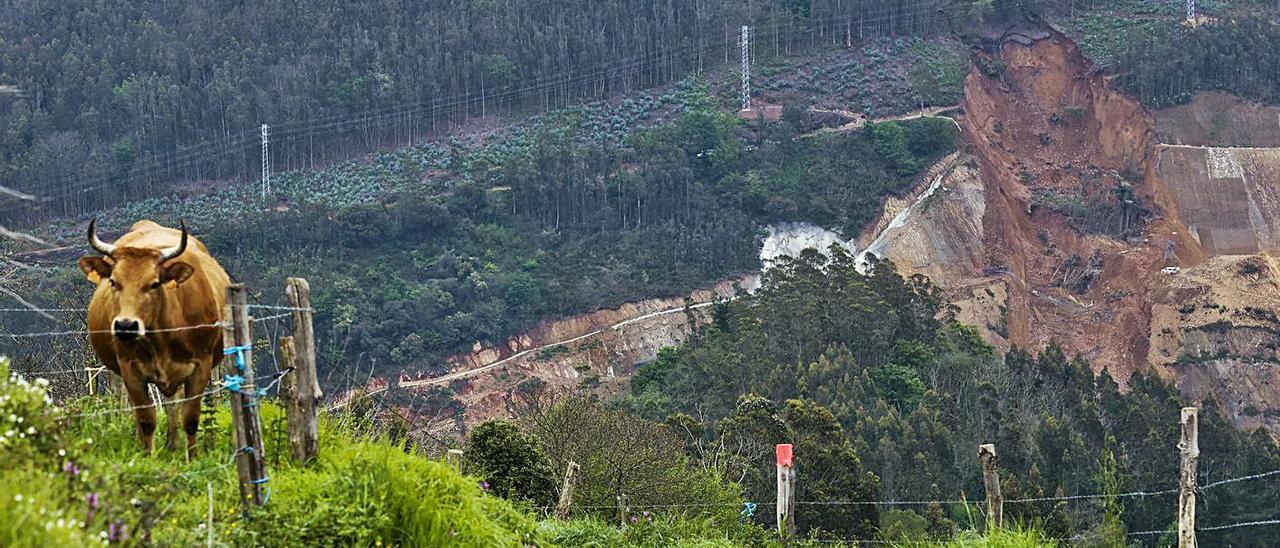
[159,220,188,261]
[86,218,116,256]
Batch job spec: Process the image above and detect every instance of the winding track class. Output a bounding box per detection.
[328,298,729,410]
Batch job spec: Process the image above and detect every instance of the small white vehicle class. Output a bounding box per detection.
[1161,266,1181,275]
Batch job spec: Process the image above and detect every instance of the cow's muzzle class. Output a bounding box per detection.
[113,318,144,341]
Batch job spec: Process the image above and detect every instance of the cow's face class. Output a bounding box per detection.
[80,219,193,342]
[80,250,194,340]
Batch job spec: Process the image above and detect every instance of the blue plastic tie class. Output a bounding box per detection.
[223,374,245,393]
[223,345,251,372]
[250,476,269,484]
[740,502,757,523]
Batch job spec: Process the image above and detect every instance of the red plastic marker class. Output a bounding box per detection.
[776,443,793,467]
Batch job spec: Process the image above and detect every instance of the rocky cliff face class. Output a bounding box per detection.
[865,29,1280,440]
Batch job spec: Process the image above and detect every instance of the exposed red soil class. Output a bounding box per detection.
[959,30,1203,379]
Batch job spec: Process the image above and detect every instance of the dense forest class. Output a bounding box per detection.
[4,88,959,387]
[1061,0,1280,108]
[0,0,1036,222]
[622,249,1280,544]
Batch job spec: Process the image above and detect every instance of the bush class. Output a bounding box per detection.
[464,420,558,507]
[538,516,770,548]
[229,438,542,547]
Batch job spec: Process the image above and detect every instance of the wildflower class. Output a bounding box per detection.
[25,426,35,435]
[86,492,100,525]
[57,449,65,457]
[479,481,490,491]
[63,461,81,477]
[630,516,638,524]
[107,521,128,543]
[13,493,22,502]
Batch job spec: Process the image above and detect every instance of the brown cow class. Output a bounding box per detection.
[78,219,230,457]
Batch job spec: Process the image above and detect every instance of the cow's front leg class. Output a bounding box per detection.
[121,369,157,454]
[181,365,213,461]
[163,385,184,452]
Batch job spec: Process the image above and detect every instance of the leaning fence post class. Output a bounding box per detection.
[776,443,796,543]
[284,277,321,463]
[447,448,464,474]
[223,284,268,509]
[979,443,1002,530]
[555,461,580,519]
[1178,407,1199,548]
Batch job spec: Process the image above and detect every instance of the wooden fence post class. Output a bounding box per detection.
[776,444,796,543]
[555,461,580,519]
[223,284,268,509]
[979,443,1002,530]
[284,277,321,463]
[617,494,629,526]
[447,448,464,473]
[1178,407,1199,548]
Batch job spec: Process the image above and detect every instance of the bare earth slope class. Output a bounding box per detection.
[868,29,1279,439]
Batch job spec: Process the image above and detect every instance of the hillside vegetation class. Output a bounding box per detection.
[3,355,1062,547]
[0,0,1004,221]
[7,85,958,387]
[628,250,1280,544]
[1058,0,1280,107]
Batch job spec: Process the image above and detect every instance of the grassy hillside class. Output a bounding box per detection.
[2,356,1071,547]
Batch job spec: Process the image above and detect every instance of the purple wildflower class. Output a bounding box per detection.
[62,461,80,477]
[107,521,128,543]
[85,492,99,525]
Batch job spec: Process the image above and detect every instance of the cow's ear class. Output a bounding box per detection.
[78,257,112,285]
[161,262,194,288]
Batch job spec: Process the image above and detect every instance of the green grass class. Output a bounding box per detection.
[2,358,1068,547]
[1,358,541,547]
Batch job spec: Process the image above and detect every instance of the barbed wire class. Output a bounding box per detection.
[0,304,307,315]
[1198,519,1280,532]
[519,466,1276,514]
[9,366,107,377]
[1129,518,1280,537]
[57,384,227,421]
[53,368,294,422]
[1005,488,1179,504]
[1201,468,1280,491]
[2,311,293,339]
[243,304,312,312]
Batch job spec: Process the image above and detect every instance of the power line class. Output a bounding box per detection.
[6,1,1011,221]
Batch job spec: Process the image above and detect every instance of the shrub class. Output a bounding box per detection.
[464,420,558,507]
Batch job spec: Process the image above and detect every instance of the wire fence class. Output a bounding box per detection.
[2,311,293,339]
